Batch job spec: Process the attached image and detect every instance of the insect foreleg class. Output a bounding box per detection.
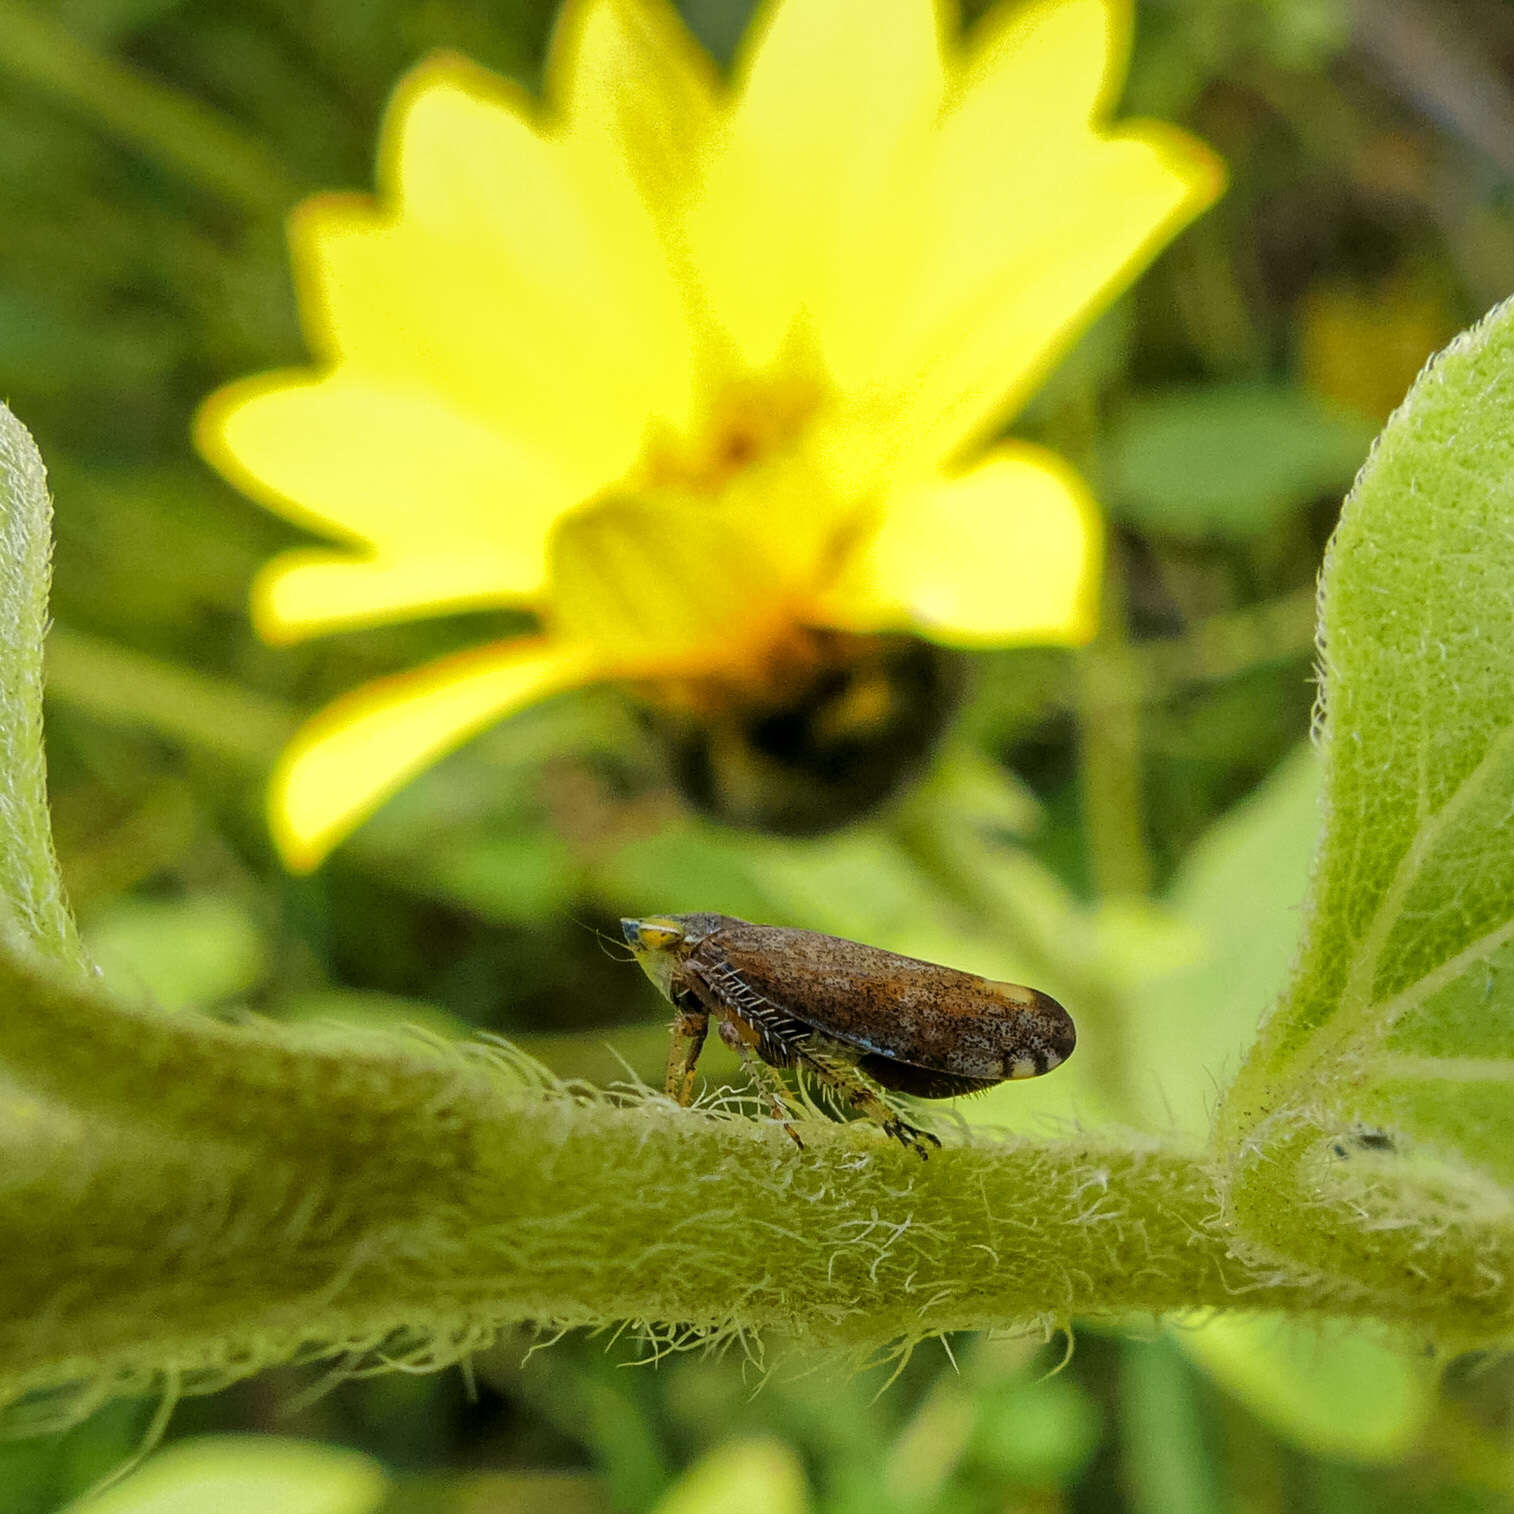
[800,1040,941,1159]
[663,1002,709,1107]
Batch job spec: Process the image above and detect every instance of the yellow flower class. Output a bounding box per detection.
[197,0,1222,872]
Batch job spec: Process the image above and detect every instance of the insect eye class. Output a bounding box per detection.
[621,917,685,953]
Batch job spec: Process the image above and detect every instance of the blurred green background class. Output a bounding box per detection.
[7,0,1514,1509]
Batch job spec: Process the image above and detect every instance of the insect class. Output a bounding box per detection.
[622,913,1075,1158]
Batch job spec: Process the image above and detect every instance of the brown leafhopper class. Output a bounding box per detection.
[622,913,1075,1158]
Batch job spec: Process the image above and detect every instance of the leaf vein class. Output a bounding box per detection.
[1328,717,1514,1060]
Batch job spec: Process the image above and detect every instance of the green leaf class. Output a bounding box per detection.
[1118,1338,1222,1514]
[965,1372,1100,1487]
[84,895,267,1013]
[970,748,1319,1139]
[61,1436,388,1514]
[1220,298,1514,1328]
[0,403,77,961]
[1123,745,1321,1137]
[1177,1316,1432,1464]
[1107,383,1373,539]
[651,1439,807,1514]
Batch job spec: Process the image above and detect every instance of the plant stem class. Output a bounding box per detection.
[1076,535,1154,899]
[46,622,296,768]
[0,942,1399,1407]
[0,839,1507,1419]
[0,0,296,214]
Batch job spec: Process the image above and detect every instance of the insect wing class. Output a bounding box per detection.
[681,936,813,1069]
[689,917,1074,1086]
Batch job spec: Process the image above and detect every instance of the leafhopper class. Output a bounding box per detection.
[622,913,1075,1157]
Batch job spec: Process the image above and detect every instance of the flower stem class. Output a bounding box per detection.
[0,0,295,214]
[1076,535,1154,899]
[45,622,296,768]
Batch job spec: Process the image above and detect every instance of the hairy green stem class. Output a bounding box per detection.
[9,908,1514,1420]
[1224,1115,1514,1350]
[0,926,1408,1416]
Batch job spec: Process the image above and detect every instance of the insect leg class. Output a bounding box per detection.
[663,1002,709,1107]
[716,1018,805,1150]
[799,1041,941,1159]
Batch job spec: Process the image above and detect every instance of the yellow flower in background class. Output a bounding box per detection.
[197,0,1222,872]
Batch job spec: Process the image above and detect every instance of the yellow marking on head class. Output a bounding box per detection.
[621,916,688,1002]
[626,916,684,953]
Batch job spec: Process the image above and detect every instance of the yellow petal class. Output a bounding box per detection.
[553,0,718,220]
[286,195,670,493]
[809,0,1126,395]
[818,443,1102,646]
[374,55,698,445]
[197,372,571,600]
[954,0,1129,137]
[271,639,597,872]
[689,0,944,374]
[893,122,1223,468]
[546,493,792,671]
[252,549,533,643]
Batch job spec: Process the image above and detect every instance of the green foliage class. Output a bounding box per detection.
[1179,1316,1432,1463]
[0,414,1386,1418]
[1221,297,1514,1332]
[15,284,1514,1419]
[1127,746,1319,1131]
[1106,382,1374,539]
[651,1440,807,1514]
[963,1367,1099,1486]
[84,894,267,1012]
[8,287,1514,1447]
[5,0,1514,1505]
[60,1436,388,1514]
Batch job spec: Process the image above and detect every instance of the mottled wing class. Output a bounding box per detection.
[687,916,1075,1089]
[681,933,815,1069]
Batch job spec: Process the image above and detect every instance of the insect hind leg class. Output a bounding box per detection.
[715,1018,805,1150]
[799,1040,941,1159]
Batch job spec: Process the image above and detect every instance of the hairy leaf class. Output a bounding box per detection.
[0,403,77,961]
[1221,298,1514,1320]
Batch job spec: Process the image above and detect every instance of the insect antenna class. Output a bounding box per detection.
[569,911,636,963]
